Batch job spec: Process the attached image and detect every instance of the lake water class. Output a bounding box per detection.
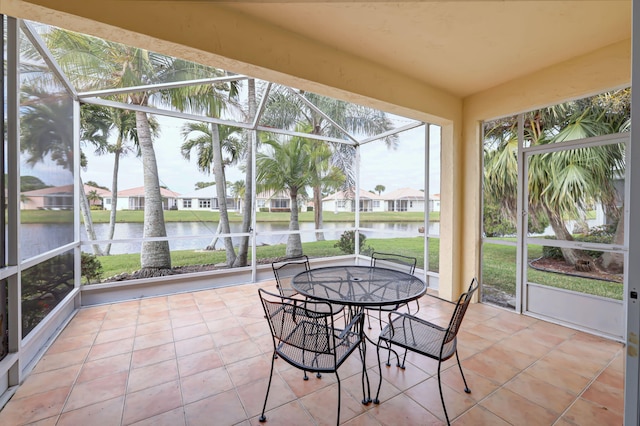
[19,221,439,259]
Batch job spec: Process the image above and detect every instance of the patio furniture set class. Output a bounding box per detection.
[259,253,478,425]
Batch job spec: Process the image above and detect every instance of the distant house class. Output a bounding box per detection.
[383,188,425,212]
[430,193,441,212]
[256,190,307,212]
[21,184,109,210]
[177,185,238,211]
[104,186,180,211]
[84,185,111,209]
[322,189,384,213]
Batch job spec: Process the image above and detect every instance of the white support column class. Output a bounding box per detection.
[625,1,640,422]
[354,144,361,256]
[423,124,430,284]
[73,100,82,298]
[6,16,22,386]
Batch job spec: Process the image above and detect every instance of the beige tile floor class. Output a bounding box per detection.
[0,281,625,425]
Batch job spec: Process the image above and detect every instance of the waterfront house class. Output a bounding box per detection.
[103,186,180,211]
[323,189,385,213]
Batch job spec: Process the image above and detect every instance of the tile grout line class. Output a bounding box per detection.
[54,304,111,425]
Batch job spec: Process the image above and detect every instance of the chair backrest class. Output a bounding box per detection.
[271,255,310,297]
[370,252,417,275]
[443,278,478,344]
[258,288,334,355]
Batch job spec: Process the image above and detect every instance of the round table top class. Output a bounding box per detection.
[291,265,426,307]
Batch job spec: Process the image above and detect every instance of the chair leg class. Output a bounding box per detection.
[374,341,383,404]
[455,350,471,393]
[384,344,403,369]
[437,360,451,426]
[259,351,277,422]
[335,370,342,426]
[399,348,408,369]
[357,333,371,404]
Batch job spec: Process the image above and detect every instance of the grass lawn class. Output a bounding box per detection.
[482,241,623,300]
[20,209,439,224]
[91,237,622,300]
[91,236,440,281]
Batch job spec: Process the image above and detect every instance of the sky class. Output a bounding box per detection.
[20,109,441,198]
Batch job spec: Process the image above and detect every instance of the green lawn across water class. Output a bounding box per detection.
[20,209,439,224]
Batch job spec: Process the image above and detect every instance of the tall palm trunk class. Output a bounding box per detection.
[104,140,122,256]
[233,79,256,267]
[600,211,624,273]
[311,126,325,242]
[137,111,171,271]
[211,123,236,266]
[79,176,103,256]
[313,185,324,241]
[287,188,303,257]
[544,205,592,267]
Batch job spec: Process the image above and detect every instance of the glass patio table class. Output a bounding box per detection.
[291,265,427,403]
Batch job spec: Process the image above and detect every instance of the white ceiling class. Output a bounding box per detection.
[222,1,631,97]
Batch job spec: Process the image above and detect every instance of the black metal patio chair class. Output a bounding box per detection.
[374,278,479,425]
[271,255,346,380]
[365,252,419,330]
[271,255,310,298]
[258,288,363,426]
[272,255,345,321]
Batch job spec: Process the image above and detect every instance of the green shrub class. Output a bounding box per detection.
[542,224,616,260]
[541,243,563,259]
[334,230,373,255]
[81,252,103,284]
[483,202,549,237]
[483,203,515,237]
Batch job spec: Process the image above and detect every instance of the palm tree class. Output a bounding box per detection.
[45,28,229,273]
[102,108,157,256]
[181,122,242,265]
[21,86,107,255]
[305,133,346,240]
[180,123,242,174]
[374,184,385,195]
[260,88,397,240]
[233,78,258,268]
[229,180,245,214]
[86,190,101,207]
[484,89,629,270]
[256,135,312,257]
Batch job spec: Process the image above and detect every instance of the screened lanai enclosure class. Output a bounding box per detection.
[1,18,442,383]
[1,2,638,422]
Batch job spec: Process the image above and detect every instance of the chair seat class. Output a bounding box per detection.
[307,301,346,316]
[379,313,457,361]
[276,319,360,372]
[279,287,299,298]
[364,303,403,312]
